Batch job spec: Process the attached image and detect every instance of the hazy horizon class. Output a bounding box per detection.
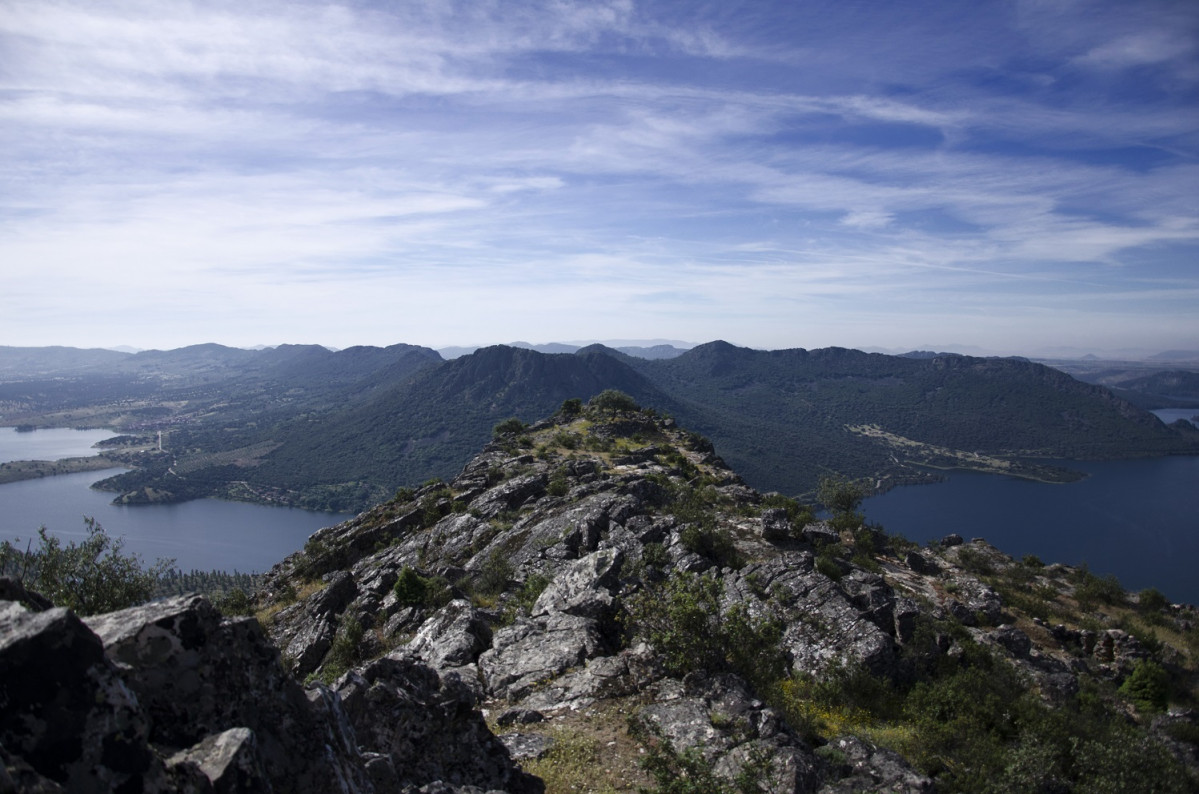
[14,337,1197,363]
[3,1,1196,354]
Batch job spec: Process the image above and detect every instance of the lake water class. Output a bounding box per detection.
[863,455,1199,604]
[0,427,353,573]
[0,426,118,461]
[0,469,353,573]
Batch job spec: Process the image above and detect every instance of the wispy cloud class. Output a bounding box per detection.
[0,0,1195,355]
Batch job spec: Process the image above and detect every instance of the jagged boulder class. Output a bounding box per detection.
[0,601,172,792]
[334,654,542,793]
[83,594,373,793]
[166,727,271,793]
[531,548,623,622]
[479,613,607,700]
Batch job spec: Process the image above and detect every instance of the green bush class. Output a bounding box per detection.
[319,616,364,683]
[625,571,785,690]
[516,572,552,611]
[1074,569,1126,609]
[394,566,429,606]
[477,549,514,596]
[0,518,173,616]
[492,417,526,438]
[559,397,583,417]
[588,389,640,413]
[642,542,669,570]
[213,587,254,616]
[1138,587,1170,613]
[1119,659,1170,712]
[815,553,843,581]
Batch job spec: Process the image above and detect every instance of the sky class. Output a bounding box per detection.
[1,0,1197,358]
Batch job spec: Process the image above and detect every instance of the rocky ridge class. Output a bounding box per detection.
[3,398,1197,792]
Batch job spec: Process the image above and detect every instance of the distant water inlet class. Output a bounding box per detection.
[0,469,354,572]
[0,427,354,572]
[0,426,117,462]
[863,455,1199,604]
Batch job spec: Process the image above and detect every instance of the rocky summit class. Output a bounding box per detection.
[2,397,1197,792]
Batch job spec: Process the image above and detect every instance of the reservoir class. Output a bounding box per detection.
[0,426,118,461]
[863,455,1199,605]
[0,427,353,573]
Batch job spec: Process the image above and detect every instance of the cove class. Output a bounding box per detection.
[0,468,353,573]
[863,455,1199,604]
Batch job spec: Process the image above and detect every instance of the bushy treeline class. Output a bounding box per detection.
[155,568,264,600]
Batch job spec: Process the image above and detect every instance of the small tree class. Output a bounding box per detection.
[0,518,173,615]
[588,389,639,414]
[817,475,866,532]
[492,417,526,439]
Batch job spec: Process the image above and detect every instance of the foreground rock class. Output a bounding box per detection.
[0,587,533,793]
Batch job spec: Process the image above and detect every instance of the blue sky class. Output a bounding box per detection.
[1,0,1196,356]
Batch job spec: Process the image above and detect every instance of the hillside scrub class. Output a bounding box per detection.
[0,518,173,615]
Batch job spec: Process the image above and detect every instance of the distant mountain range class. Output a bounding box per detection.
[1,342,1196,512]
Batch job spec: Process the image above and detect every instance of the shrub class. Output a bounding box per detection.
[394,566,429,606]
[319,616,364,683]
[817,475,865,516]
[559,397,583,417]
[1138,587,1170,613]
[1119,659,1170,712]
[642,542,669,570]
[588,389,640,413]
[213,587,254,616]
[815,553,843,581]
[625,571,785,689]
[516,572,552,611]
[492,417,526,438]
[1074,569,1126,609]
[547,474,569,497]
[0,518,173,615]
[477,549,514,596]
[679,524,742,569]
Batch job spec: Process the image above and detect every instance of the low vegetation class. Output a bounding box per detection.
[0,518,174,615]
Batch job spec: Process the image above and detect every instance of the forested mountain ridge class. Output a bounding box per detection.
[1,342,1196,512]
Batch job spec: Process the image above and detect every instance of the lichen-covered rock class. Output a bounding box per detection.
[636,673,822,794]
[84,594,373,794]
[167,727,271,794]
[479,613,606,700]
[335,654,542,793]
[740,555,898,676]
[815,735,933,793]
[531,548,623,621]
[0,602,170,793]
[407,599,493,670]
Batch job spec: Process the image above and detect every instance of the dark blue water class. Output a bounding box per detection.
[0,469,353,573]
[863,456,1199,604]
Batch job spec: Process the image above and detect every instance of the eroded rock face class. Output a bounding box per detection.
[334,654,542,793]
[479,613,607,700]
[0,601,169,793]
